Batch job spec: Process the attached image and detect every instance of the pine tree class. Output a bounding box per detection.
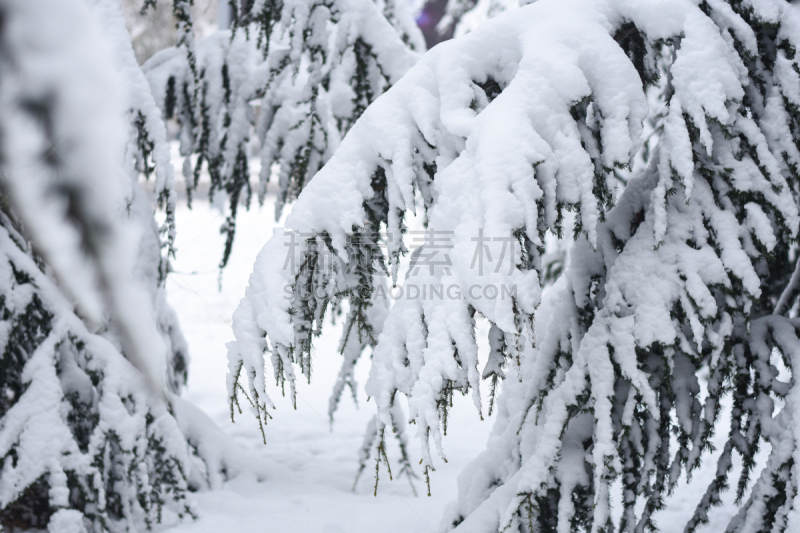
[143,0,423,268]
[437,0,517,39]
[0,0,234,530]
[0,225,195,532]
[228,0,800,529]
[90,0,191,394]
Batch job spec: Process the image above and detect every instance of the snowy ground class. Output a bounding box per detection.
[154,149,758,533]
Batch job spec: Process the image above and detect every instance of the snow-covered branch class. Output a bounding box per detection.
[229,0,800,529]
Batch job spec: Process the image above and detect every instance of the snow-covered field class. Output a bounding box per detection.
[157,161,494,533]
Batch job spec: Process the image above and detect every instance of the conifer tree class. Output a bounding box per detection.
[92,0,191,393]
[228,0,800,529]
[437,0,517,39]
[143,0,423,268]
[0,0,234,530]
